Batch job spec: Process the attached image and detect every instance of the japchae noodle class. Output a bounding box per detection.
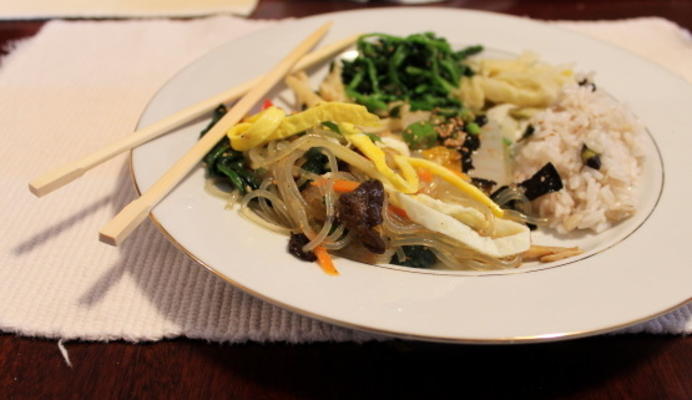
[234,131,529,271]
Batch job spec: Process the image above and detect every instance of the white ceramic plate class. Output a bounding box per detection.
[131,8,691,343]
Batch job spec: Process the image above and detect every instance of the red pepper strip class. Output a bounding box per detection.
[261,99,274,110]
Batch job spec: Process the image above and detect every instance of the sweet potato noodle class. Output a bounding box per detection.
[237,133,522,271]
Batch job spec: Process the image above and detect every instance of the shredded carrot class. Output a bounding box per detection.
[314,246,338,275]
[417,165,469,182]
[417,167,433,183]
[388,204,409,219]
[310,178,360,193]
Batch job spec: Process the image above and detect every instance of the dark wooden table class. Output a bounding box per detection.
[1,1,690,399]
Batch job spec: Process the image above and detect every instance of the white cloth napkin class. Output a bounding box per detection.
[0,16,689,343]
[0,0,258,19]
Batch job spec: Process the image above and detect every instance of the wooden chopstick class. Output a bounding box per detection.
[28,30,357,198]
[98,22,333,246]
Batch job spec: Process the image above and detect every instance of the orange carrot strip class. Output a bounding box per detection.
[333,180,360,193]
[310,178,327,186]
[417,167,433,183]
[310,178,360,193]
[388,204,408,219]
[314,246,339,275]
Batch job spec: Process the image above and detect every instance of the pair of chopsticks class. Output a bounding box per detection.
[29,22,352,246]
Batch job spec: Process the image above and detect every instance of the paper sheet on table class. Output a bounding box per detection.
[0,0,258,19]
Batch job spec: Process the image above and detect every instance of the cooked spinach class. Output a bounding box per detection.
[199,104,227,139]
[365,133,382,143]
[342,32,482,114]
[301,147,330,175]
[321,121,341,134]
[391,245,438,269]
[200,104,261,194]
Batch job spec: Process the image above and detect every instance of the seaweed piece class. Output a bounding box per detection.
[489,185,537,230]
[580,144,602,170]
[520,124,535,141]
[490,185,507,200]
[578,78,597,92]
[391,246,437,268]
[471,177,497,195]
[474,114,488,127]
[288,233,317,262]
[459,129,480,172]
[518,162,563,201]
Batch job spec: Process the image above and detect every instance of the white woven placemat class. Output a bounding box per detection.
[0,0,258,19]
[0,16,689,343]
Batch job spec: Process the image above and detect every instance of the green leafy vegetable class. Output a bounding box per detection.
[465,122,481,135]
[199,104,227,138]
[455,45,483,60]
[342,32,482,114]
[321,121,341,134]
[391,246,438,268]
[200,104,262,194]
[402,121,438,150]
[301,147,330,175]
[365,133,382,143]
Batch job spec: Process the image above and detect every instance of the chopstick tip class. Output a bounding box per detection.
[28,182,44,197]
[98,232,119,246]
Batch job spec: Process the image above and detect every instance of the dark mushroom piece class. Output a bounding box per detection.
[338,180,386,254]
[288,233,317,262]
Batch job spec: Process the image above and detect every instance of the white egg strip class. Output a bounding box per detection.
[396,193,530,258]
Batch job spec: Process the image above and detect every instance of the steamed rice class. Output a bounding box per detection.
[514,83,646,233]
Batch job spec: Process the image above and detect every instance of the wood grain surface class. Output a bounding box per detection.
[1,334,690,399]
[1,1,691,399]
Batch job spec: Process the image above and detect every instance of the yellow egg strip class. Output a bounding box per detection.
[270,102,380,141]
[406,157,505,217]
[348,133,419,194]
[226,102,381,151]
[228,106,286,151]
[393,155,419,189]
